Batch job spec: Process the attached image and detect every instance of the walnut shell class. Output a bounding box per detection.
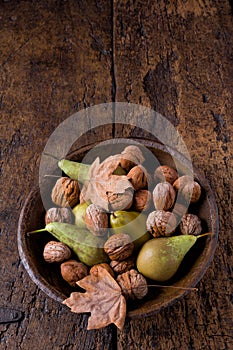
[116,269,148,300]
[43,241,71,263]
[120,145,145,171]
[104,233,134,261]
[122,145,145,162]
[90,263,115,278]
[61,260,89,287]
[106,189,133,212]
[134,189,152,211]
[173,175,193,189]
[146,210,177,237]
[173,175,201,203]
[183,181,201,203]
[110,257,135,275]
[154,165,178,184]
[85,204,109,236]
[51,177,80,208]
[118,158,135,172]
[180,213,202,235]
[153,182,176,211]
[127,165,150,191]
[45,207,74,225]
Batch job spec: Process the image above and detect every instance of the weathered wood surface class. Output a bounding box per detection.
[114,2,233,349]
[0,1,232,349]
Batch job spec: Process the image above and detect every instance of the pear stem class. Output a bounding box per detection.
[148,285,198,291]
[44,175,61,178]
[27,228,47,236]
[43,152,60,161]
[44,174,91,182]
[197,232,212,239]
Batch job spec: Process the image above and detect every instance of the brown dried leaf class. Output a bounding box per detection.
[83,157,134,212]
[63,266,127,330]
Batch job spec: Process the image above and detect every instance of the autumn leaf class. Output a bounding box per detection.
[63,266,127,330]
[82,156,134,212]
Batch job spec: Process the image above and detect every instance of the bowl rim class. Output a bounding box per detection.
[17,139,219,318]
[17,187,65,303]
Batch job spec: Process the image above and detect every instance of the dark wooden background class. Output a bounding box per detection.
[0,1,232,349]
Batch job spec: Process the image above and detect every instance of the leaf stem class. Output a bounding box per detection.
[147,285,198,291]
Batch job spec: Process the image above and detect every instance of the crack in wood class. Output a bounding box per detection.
[111,0,117,136]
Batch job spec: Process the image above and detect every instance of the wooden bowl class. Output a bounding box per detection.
[17,139,218,319]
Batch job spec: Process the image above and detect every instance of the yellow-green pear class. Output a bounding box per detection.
[58,159,126,181]
[136,235,197,281]
[112,166,127,175]
[110,210,150,250]
[72,202,90,229]
[58,159,90,183]
[29,222,108,266]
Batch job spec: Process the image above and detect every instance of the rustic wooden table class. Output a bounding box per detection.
[0,1,232,349]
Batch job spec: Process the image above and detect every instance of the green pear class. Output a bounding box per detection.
[76,234,109,266]
[136,235,197,281]
[58,159,126,181]
[112,166,127,175]
[110,211,151,250]
[72,202,90,229]
[58,159,90,183]
[30,222,108,266]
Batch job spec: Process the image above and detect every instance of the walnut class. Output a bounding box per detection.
[116,269,148,300]
[146,210,177,237]
[134,189,152,211]
[154,165,178,184]
[183,181,201,203]
[153,182,176,211]
[85,204,109,236]
[110,257,135,275]
[90,263,115,278]
[51,177,80,208]
[43,241,71,263]
[61,260,89,287]
[173,175,193,188]
[180,213,202,235]
[120,145,145,171]
[118,159,135,172]
[106,189,133,211]
[45,207,74,225]
[122,145,145,162]
[173,175,201,203]
[104,233,134,261]
[127,165,151,191]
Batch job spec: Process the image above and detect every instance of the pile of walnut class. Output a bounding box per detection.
[42,145,203,329]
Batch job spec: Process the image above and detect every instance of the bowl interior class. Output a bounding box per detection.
[18,139,218,318]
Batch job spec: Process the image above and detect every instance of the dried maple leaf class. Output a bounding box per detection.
[82,156,134,212]
[63,266,127,330]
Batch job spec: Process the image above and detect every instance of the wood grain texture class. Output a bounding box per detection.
[0,0,232,349]
[0,1,114,349]
[114,0,233,349]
